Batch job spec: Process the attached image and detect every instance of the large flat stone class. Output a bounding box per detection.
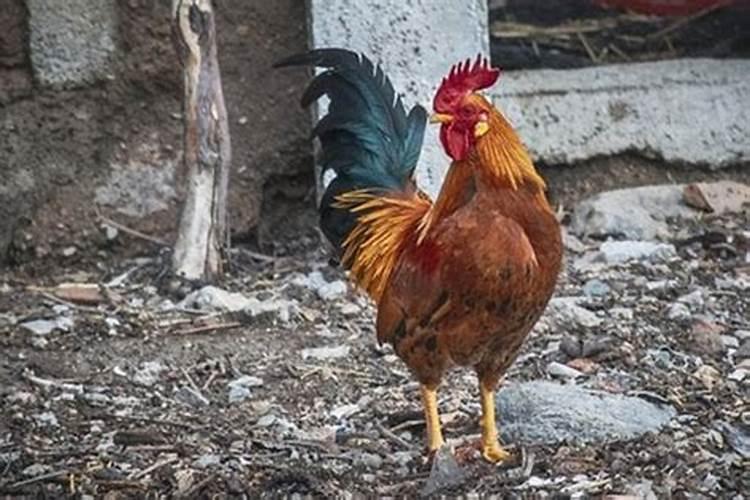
[493,59,750,168]
[570,184,694,240]
[498,381,676,445]
[306,0,489,197]
[27,0,117,88]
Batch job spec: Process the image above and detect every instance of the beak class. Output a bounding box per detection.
[430,113,453,124]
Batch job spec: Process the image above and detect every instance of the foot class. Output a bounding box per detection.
[482,441,511,463]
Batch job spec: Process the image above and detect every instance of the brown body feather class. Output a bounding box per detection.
[339,95,562,391]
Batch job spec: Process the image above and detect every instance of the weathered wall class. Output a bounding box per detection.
[0,0,311,264]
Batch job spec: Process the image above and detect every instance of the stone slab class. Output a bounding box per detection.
[306,0,490,198]
[27,0,117,88]
[498,381,676,445]
[493,59,750,168]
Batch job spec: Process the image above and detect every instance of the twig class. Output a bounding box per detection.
[96,211,169,247]
[180,367,211,405]
[6,469,69,489]
[23,371,84,394]
[577,31,598,63]
[389,419,425,433]
[172,321,242,336]
[647,1,729,41]
[129,455,179,480]
[376,422,415,450]
[29,289,102,314]
[95,413,203,431]
[608,43,631,61]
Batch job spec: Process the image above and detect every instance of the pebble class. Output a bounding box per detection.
[20,316,74,336]
[293,271,347,300]
[62,246,77,257]
[421,446,466,497]
[194,453,221,469]
[667,302,691,321]
[583,279,611,297]
[22,463,52,477]
[132,361,166,387]
[547,361,584,379]
[546,297,602,328]
[676,290,705,310]
[175,386,210,407]
[355,452,384,469]
[301,345,350,361]
[33,411,59,427]
[598,240,677,265]
[692,365,721,390]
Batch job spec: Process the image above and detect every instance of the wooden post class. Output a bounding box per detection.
[171,0,231,281]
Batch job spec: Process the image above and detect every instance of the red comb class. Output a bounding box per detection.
[433,55,500,113]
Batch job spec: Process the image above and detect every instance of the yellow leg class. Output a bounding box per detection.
[480,381,511,463]
[420,384,445,453]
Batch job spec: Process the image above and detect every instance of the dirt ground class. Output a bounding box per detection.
[0,193,748,497]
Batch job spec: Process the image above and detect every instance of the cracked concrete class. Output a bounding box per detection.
[493,58,750,168]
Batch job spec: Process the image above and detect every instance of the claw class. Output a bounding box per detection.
[482,442,511,463]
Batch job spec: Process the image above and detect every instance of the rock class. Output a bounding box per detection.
[570,185,693,240]
[598,241,677,265]
[421,446,466,497]
[7,391,36,405]
[27,0,117,89]
[227,375,264,404]
[20,316,74,336]
[179,286,255,312]
[677,290,705,310]
[690,318,726,355]
[175,386,210,408]
[228,385,251,404]
[33,411,59,427]
[547,361,584,379]
[721,335,739,350]
[132,361,166,387]
[355,452,384,469]
[22,463,52,477]
[683,182,750,215]
[667,302,691,321]
[193,453,221,469]
[495,60,750,169]
[339,303,361,316]
[715,421,750,458]
[61,246,77,257]
[179,286,294,319]
[727,368,747,382]
[734,330,750,341]
[692,365,721,390]
[229,375,264,388]
[545,297,602,328]
[497,381,676,444]
[331,396,371,420]
[301,345,351,361]
[583,279,611,297]
[307,0,489,198]
[292,271,347,300]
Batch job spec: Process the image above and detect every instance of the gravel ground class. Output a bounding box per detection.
[0,186,748,498]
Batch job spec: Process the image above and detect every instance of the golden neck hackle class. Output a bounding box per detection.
[473,103,545,192]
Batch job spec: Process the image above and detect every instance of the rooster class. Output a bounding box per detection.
[276,49,562,462]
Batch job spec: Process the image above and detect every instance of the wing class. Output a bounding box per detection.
[376,206,539,359]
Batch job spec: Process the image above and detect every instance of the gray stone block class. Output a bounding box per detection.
[27,0,117,89]
[493,59,750,168]
[498,381,676,445]
[307,0,490,197]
